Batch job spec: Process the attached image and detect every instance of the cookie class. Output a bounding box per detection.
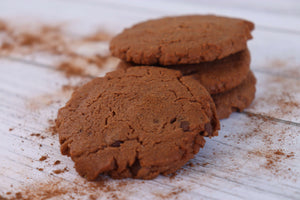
[110,15,254,65]
[212,71,256,119]
[117,49,250,95]
[56,67,220,180]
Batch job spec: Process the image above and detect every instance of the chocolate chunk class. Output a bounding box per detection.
[180,121,190,132]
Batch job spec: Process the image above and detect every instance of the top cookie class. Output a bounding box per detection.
[110,15,254,65]
[56,67,220,180]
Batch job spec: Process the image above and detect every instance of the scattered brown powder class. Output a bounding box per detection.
[277,92,300,111]
[258,149,295,176]
[54,160,61,165]
[0,18,113,78]
[0,19,7,31]
[187,162,194,167]
[86,54,109,69]
[17,33,43,46]
[40,25,62,35]
[0,23,67,55]
[266,58,300,78]
[53,167,69,174]
[83,30,112,42]
[36,168,44,172]
[57,61,86,77]
[4,178,136,200]
[154,186,186,199]
[30,133,46,139]
[168,172,178,179]
[39,155,48,162]
[273,149,285,156]
[249,64,300,119]
[15,193,22,199]
[47,119,57,135]
[239,113,297,178]
[1,42,14,51]
[269,59,287,68]
[89,194,97,200]
[8,182,69,200]
[61,84,78,92]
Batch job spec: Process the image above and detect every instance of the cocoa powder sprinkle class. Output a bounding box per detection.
[54,160,61,165]
[39,155,48,162]
[0,18,112,78]
[57,62,85,77]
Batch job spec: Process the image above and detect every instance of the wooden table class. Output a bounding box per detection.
[0,0,299,199]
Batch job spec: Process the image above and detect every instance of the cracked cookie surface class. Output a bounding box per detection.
[56,67,220,180]
[110,15,254,65]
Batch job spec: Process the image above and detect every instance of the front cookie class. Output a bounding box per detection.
[56,67,220,180]
[212,71,257,119]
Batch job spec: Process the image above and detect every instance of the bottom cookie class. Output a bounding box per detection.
[212,71,256,119]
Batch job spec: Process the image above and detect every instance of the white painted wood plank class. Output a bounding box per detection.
[0,0,299,199]
[246,72,300,123]
[166,0,300,17]
[250,30,300,73]
[68,0,300,32]
[1,0,300,35]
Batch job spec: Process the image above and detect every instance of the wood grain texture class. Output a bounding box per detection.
[0,0,299,199]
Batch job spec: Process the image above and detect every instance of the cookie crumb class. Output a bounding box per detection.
[54,160,61,165]
[187,162,194,167]
[39,155,48,161]
[30,133,40,137]
[53,167,69,174]
[30,133,46,139]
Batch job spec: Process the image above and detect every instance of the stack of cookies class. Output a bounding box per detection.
[110,15,256,119]
[55,15,256,181]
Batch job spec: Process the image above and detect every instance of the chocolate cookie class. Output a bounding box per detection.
[117,49,250,95]
[212,71,256,119]
[56,67,220,180]
[110,15,254,65]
